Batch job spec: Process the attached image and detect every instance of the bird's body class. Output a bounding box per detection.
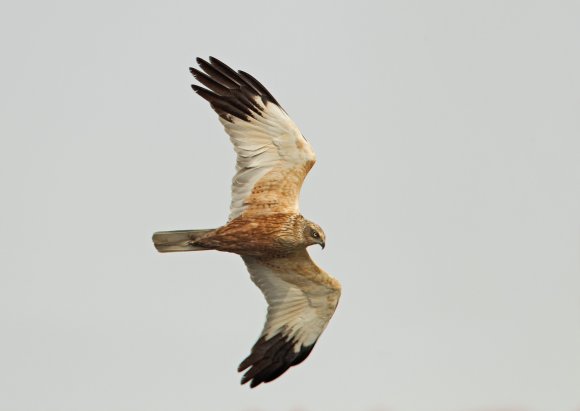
[152,57,341,388]
[195,214,315,257]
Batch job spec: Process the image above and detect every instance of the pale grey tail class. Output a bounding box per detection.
[152,229,215,253]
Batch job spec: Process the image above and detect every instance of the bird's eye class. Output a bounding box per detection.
[312,231,319,238]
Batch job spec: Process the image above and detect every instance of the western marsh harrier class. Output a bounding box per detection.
[152,57,341,388]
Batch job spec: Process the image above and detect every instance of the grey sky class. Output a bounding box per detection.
[1,1,579,410]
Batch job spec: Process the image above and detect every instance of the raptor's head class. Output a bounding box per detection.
[303,220,326,250]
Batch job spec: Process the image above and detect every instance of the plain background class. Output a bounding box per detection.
[1,1,579,410]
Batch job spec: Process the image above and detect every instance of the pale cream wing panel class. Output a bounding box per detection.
[238,251,341,387]
[190,57,316,220]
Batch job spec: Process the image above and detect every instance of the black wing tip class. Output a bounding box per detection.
[238,333,318,388]
[189,66,201,77]
[190,56,282,120]
[208,55,223,65]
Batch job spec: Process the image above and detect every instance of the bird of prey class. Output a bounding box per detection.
[152,57,341,388]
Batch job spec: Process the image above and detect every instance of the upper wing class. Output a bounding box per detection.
[190,57,316,221]
[239,250,341,388]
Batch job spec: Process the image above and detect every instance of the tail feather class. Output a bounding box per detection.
[152,229,215,253]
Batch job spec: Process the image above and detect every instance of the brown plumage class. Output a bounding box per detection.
[152,57,341,388]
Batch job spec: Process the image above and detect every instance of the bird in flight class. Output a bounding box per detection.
[152,57,341,388]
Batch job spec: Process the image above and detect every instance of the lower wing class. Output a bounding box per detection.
[239,250,341,387]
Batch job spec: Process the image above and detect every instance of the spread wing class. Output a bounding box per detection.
[239,250,341,388]
[190,57,316,221]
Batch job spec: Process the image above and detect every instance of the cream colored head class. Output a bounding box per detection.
[302,220,326,249]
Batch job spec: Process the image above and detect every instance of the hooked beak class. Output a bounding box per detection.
[320,241,325,250]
